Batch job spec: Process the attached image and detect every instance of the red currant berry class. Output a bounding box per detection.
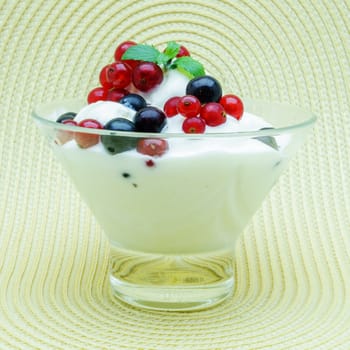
[182,117,206,134]
[106,88,129,102]
[75,119,103,148]
[145,159,155,167]
[125,59,141,70]
[200,102,226,126]
[163,96,181,117]
[114,41,141,70]
[177,95,201,117]
[219,94,244,120]
[177,45,190,57]
[137,138,168,157]
[62,119,77,126]
[114,41,136,60]
[87,87,108,104]
[99,65,114,89]
[132,62,163,92]
[56,119,78,144]
[106,61,132,89]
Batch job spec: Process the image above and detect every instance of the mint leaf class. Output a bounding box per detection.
[121,42,206,78]
[156,52,171,66]
[171,56,205,78]
[164,41,180,59]
[122,44,160,62]
[156,42,181,66]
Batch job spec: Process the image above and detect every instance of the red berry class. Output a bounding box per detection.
[200,102,226,126]
[99,65,114,89]
[132,62,163,92]
[125,59,141,70]
[137,138,168,157]
[106,61,132,89]
[56,119,77,144]
[114,41,136,60]
[114,41,141,69]
[219,94,244,120]
[62,119,77,126]
[75,119,103,148]
[182,117,206,134]
[177,95,201,117]
[163,96,181,117]
[87,87,108,104]
[145,159,155,167]
[106,88,129,102]
[177,45,190,57]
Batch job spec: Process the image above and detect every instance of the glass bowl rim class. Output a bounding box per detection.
[32,98,317,139]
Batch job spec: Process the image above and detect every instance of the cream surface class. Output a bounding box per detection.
[142,69,191,108]
[74,100,136,124]
[52,72,284,254]
[56,135,282,254]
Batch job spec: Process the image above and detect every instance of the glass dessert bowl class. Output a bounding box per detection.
[32,41,316,311]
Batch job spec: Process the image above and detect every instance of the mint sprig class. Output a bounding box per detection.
[121,41,205,78]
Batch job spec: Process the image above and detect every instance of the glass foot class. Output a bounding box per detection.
[109,245,234,311]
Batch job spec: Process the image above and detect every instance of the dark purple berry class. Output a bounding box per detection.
[56,112,77,123]
[134,106,166,133]
[101,118,137,155]
[119,93,147,111]
[104,118,136,132]
[186,75,222,103]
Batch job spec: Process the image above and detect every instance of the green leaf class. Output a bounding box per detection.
[156,42,181,66]
[156,52,171,66]
[122,44,160,62]
[164,41,180,59]
[171,56,205,78]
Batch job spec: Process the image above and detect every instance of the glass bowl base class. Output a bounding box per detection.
[110,274,234,311]
[108,245,235,311]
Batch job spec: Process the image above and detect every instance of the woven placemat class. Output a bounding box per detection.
[1,0,349,349]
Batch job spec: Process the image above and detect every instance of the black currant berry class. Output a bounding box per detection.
[134,106,166,133]
[119,93,147,111]
[186,76,222,103]
[101,118,137,155]
[56,112,77,123]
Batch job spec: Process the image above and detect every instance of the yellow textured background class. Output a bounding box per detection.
[1,0,349,349]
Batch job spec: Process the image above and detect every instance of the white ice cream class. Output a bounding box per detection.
[51,70,286,254]
[142,69,190,107]
[74,100,136,124]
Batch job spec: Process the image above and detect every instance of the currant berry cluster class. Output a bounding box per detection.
[87,40,194,104]
[56,40,245,159]
[87,40,165,104]
[56,40,198,156]
[56,104,167,156]
[163,76,244,133]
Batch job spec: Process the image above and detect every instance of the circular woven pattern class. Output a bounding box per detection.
[1,0,349,349]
